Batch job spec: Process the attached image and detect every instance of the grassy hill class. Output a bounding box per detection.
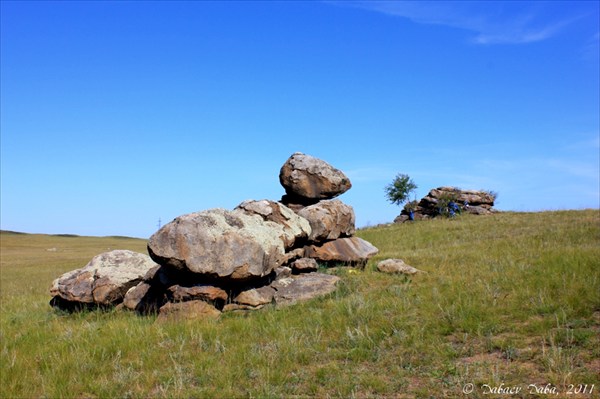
[1,210,599,398]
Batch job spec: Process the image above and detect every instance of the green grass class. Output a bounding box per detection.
[1,210,599,398]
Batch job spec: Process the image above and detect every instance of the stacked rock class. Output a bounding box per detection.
[280,152,378,267]
[49,153,378,319]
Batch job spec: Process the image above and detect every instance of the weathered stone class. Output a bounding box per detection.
[283,247,305,264]
[50,250,159,307]
[271,273,341,306]
[233,286,276,307]
[122,282,166,313]
[465,205,493,215]
[304,237,379,265]
[377,259,421,275]
[279,152,351,200]
[274,266,292,280]
[235,199,311,249]
[157,300,221,321]
[290,257,318,273]
[147,208,287,284]
[298,199,355,242]
[167,285,228,305]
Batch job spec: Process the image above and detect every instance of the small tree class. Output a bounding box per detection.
[385,174,418,207]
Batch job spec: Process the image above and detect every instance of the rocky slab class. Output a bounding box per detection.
[304,237,379,265]
[271,273,341,306]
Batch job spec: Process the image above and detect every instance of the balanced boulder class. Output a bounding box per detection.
[279,152,351,201]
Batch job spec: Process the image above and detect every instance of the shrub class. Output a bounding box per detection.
[385,174,417,207]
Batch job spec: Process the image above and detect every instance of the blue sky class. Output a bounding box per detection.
[1,1,598,238]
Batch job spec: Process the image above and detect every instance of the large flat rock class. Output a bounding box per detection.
[147,208,289,284]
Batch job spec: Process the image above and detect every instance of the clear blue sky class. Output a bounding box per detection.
[1,1,598,238]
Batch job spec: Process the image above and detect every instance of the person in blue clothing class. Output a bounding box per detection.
[448,200,459,217]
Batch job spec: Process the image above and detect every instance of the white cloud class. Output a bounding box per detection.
[334,1,581,45]
[473,16,579,45]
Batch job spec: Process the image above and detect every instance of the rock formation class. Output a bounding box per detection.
[50,152,379,318]
[395,186,497,223]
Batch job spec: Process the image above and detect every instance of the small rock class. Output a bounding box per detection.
[274,266,292,280]
[290,257,318,273]
[157,300,221,321]
[122,282,165,313]
[233,286,276,307]
[376,259,421,275]
[167,285,228,306]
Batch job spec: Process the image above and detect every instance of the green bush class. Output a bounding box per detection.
[385,174,417,207]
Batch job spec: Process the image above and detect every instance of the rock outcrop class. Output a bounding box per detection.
[50,152,378,318]
[395,186,497,223]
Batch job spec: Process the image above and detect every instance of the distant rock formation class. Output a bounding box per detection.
[395,186,497,223]
[50,153,378,318]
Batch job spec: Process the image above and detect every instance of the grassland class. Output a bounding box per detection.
[1,210,599,398]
